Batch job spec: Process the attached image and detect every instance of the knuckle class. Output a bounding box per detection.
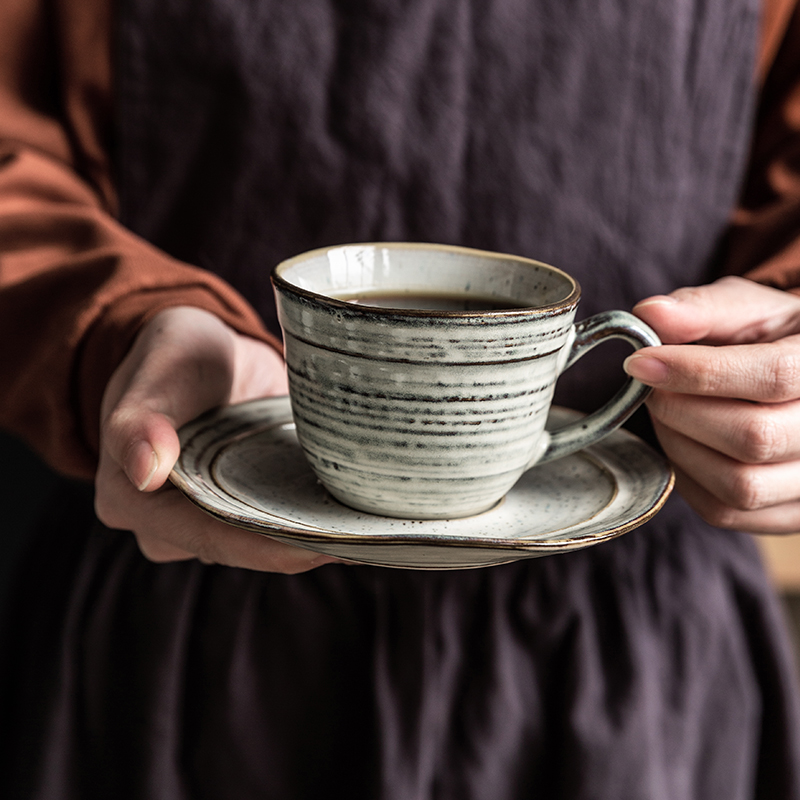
[104,404,132,436]
[764,349,800,401]
[99,417,116,452]
[101,405,138,456]
[689,360,728,395]
[184,527,223,566]
[134,534,171,563]
[736,411,788,463]
[728,466,769,511]
[94,488,127,531]
[697,499,741,530]
[643,389,674,422]
[671,285,707,304]
[268,548,314,574]
[133,532,186,563]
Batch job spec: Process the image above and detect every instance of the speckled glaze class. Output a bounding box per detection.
[272,243,660,519]
[171,398,675,569]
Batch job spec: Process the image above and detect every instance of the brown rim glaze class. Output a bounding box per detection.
[271,242,581,318]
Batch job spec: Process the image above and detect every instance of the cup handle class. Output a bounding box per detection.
[530,310,661,466]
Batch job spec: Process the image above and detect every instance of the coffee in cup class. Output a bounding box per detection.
[271,242,659,519]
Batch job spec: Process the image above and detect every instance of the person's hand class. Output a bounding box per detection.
[95,306,337,571]
[624,276,800,534]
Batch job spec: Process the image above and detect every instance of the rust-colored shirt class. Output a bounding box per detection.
[0,0,799,478]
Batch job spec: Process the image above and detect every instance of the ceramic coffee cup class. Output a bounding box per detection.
[271,243,660,519]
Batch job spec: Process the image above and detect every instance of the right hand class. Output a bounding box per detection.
[628,277,800,535]
[94,306,337,572]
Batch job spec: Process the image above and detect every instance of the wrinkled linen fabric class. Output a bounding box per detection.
[3,489,799,799]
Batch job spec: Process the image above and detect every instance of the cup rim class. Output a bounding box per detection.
[271,242,581,317]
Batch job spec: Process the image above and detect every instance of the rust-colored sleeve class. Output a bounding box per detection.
[0,0,278,480]
[719,0,800,287]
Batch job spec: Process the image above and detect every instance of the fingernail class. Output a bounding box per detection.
[125,441,159,491]
[633,295,679,310]
[623,354,670,385]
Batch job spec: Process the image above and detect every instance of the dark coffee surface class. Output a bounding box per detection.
[338,291,527,310]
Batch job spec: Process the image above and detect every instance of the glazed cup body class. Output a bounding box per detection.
[272,243,658,519]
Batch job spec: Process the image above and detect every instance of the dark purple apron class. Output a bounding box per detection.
[3,1,800,798]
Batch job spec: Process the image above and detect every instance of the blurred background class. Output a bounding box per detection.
[0,431,59,617]
[758,536,800,669]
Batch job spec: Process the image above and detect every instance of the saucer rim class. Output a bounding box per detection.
[170,396,675,555]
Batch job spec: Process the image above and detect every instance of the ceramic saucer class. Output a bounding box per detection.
[171,397,674,569]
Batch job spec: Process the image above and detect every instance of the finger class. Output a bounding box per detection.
[101,308,249,492]
[95,461,336,573]
[652,418,800,511]
[646,391,800,464]
[134,530,195,562]
[632,276,800,345]
[103,309,288,493]
[112,342,287,493]
[671,464,800,535]
[105,410,182,492]
[623,334,800,402]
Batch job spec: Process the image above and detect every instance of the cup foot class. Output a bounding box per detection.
[323,486,506,521]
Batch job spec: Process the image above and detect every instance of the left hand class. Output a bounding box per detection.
[95,306,338,571]
[625,275,800,534]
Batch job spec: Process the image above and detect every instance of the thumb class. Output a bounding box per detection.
[104,408,183,493]
[632,276,800,345]
[100,308,237,492]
